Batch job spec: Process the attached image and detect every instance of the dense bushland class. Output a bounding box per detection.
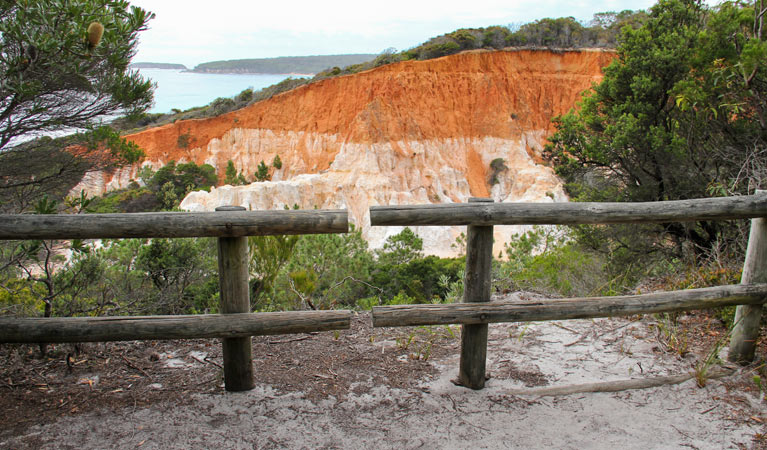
[545,0,766,287]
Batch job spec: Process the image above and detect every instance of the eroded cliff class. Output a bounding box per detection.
[84,49,614,255]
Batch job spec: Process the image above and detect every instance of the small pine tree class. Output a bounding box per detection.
[224,160,238,185]
[255,160,270,182]
[272,154,282,170]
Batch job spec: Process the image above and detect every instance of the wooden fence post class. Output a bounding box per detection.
[216,206,255,391]
[458,197,494,389]
[729,190,767,364]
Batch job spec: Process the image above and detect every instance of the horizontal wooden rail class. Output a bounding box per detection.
[372,284,767,327]
[370,195,767,226]
[0,209,348,240]
[0,310,351,343]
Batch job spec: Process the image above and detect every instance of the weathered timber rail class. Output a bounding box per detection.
[0,311,351,343]
[373,284,767,327]
[0,209,348,239]
[370,195,767,226]
[371,193,767,389]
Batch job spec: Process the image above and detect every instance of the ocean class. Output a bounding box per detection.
[136,68,298,114]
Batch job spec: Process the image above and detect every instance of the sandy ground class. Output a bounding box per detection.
[2,309,766,449]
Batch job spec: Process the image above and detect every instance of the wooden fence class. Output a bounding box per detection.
[370,193,767,389]
[0,194,766,392]
[0,206,350,392]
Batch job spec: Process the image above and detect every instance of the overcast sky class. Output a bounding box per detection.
[129,0,661,68]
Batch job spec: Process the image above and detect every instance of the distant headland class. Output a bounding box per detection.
[190,54,377,75]
[130,62,188,70]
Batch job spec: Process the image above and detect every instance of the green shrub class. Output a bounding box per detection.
[177,133,191,149]
[356,296,380,310]
[0,279,44,316]
[235,88,254,104]
[497,226,613,297]
[386,292,418,306]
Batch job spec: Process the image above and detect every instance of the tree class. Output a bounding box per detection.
[545,0,766,263]
[375,227,424,266]
[224,160,239,185]
[248,234,299,309]
[272,154,283,170]
[0,1,155,208]
[135,238,217,315]
[255,160,270,182]
[148,160,217,209]
[11,194,93,319]
[278,229,375,309]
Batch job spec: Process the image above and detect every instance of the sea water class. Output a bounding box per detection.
[136,68,298,114]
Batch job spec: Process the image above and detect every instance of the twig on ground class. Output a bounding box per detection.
[190,354,222,369]
[507,367,734,397]
[565,319,639,347]
[194,376,220,387]
[268,336,312,345]
[564,333,590,347]
[551,323,579,334]
[121,355,151,379]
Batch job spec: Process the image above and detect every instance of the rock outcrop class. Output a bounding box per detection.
[84,49,614,256]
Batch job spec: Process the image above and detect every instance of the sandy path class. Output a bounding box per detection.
[2,316,763,449]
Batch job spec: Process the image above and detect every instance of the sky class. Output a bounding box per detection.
[129,0,660,68]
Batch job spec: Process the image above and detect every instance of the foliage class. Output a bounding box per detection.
[373,256,464,303]
[652,312,690,357]
[506,13,648,48]
[12,236,219,318]
[87,160,217,212]
[209,97,236,116]
[0,0,154,208]
[249,234,299,310]
[0,126,144,213]
[450,232,467,256]
[147,160,217,209]
[369,228,463,303]
[272,154,283,170]
[545,0,767,269]
[273,228,375,310]
[134,238,218,314]
[375,227,424,266]
[0,278,44,316]
[489,158,508,185]
[652,242,743,324]
[255,160,270,182]
[224,160,248,185]
[3,194,92,318]
[235,88,253,103]
[177,133,191,149]
[496,226,616,297]
[86,186,156,213]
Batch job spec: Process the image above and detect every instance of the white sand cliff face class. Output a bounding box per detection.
[179,134,566,257]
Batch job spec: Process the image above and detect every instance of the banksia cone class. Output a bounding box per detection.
[87,22,104,48]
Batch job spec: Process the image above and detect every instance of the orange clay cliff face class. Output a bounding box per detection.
[77,49,614,256]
